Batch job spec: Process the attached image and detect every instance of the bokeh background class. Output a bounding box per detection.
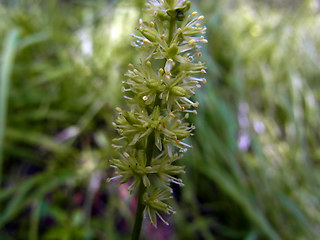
[1,0,320,239]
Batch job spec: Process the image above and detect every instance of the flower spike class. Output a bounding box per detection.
[108,0,207,236]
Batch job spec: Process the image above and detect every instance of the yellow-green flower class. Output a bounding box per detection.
[109,0,207,230]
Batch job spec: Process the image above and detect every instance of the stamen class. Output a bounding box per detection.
[106,175,122,182]
[112,137,125,142]
[121,87,131,92]
[124,96,133,100]
[156,212,169,226]
[179,141,193,149]
[143,96,148,101]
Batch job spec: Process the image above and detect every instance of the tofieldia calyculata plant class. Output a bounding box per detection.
[108,0,207,239]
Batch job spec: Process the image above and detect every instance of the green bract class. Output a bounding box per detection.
[109,0,207,228]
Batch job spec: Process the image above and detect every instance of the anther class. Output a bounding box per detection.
[202,78,207,84]
[169,113,175,118]
[202,39,208,43]
[143,96,148,101]
[191,11,197,16]
[193,102,199,107]
[139,18,143,25]
[201,69,207,74]
[160,34,165,39]
[143,39,150,43]
[188,39,196,44]
[180,106,185,111]
[115,107,122,112]
[149,22,154,27]
[128,63,134,69]
[159,68,164,74]
[146,61,151,67]
[123,152,130,158]
[196,84,201,89]
[188,56,193,61]
[196,23,201,27]
[198,16,204,20]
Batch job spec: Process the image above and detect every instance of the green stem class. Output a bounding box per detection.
[131,132,155,240]
[168,15,176,44]
[132,13,176,239]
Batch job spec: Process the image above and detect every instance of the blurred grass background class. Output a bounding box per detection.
[1,0,320,239]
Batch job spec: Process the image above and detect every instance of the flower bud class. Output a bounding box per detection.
[171,86,186,96]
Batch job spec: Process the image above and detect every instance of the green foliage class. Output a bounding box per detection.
[177,0,320,239]
[1,0,320,239]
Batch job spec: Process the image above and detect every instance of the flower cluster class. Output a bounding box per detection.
[109,0,207,227]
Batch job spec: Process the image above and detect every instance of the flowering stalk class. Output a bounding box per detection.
[108,0,207,239]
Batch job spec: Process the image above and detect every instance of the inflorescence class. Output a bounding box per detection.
[108,0,207,227]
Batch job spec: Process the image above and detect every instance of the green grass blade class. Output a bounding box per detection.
[0,29,20,186]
